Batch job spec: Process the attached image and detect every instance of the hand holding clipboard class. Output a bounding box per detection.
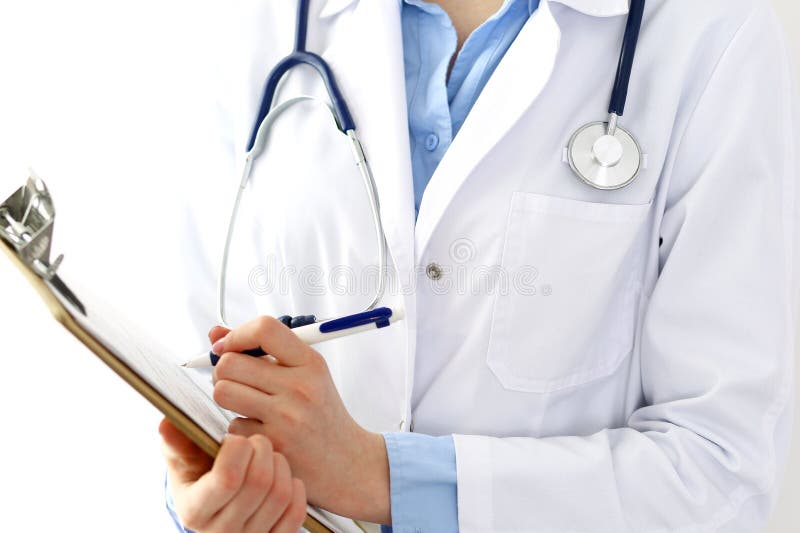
[0,174,375,533]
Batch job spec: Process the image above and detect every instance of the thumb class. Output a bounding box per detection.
[159,418,213,485]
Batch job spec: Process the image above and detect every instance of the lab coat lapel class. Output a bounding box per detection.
[322,2,418,426]
[415,0,562,256]
[323,0,416,291]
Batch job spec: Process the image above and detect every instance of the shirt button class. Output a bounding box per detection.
[424,132,439,151]
[426,262,443,281]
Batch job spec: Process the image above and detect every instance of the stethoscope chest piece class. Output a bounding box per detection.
[568,121,642,190]
[566,0,647,191]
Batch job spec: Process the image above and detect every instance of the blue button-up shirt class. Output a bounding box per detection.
[384,1,537,532]
[404,0,538,216]
[166,2,536,532]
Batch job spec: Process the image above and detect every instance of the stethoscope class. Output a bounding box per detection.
[218,0,646,327]
[218,0,387,328]
[567,0,646,190]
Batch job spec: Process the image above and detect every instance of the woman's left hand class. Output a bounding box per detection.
[209,317,390,524]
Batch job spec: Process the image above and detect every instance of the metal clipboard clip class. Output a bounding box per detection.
[0,173,63,280]
[1,172,85,314]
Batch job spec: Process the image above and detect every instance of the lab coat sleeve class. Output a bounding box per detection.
[382,433,458,533]
[453,5,799,532]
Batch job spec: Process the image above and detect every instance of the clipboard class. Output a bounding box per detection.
[0,175,336,533]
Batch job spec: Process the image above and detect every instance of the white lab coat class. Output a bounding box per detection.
[178,0,800,531]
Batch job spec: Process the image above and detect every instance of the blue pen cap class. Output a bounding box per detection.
[318,307,393,333]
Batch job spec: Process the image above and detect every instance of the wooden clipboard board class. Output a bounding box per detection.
[1,236,333,533]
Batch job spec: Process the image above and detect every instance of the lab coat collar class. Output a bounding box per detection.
[320,0,629,19]
[319,0,357,19]
[551,0,629,17]
[414,0,562,256]
[319,0,418,425]
[319,0,418,304]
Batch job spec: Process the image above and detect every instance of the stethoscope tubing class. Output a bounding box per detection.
[609,0,646,117]
[246,0,355,152]
[223,0,649,325]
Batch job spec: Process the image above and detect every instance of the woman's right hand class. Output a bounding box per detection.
[160,417,307,533]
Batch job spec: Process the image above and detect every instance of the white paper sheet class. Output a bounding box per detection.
[47,273,232,442]
[44,271,368,533]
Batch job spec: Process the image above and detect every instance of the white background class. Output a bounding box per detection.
[0,1,798,531]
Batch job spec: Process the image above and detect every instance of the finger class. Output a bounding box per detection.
[214,316,313,367]
[208,435,275,531]
[243,453,295,533]
[159,418,203,458]
[271,478,308,533]
[214,379,273,420]
[180,434,254,527]
[208,325,230,343]
[214,352,284,394]
[228,417,266,438]
[159,418,212,484]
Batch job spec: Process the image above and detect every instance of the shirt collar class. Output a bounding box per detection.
[320,0,629,19]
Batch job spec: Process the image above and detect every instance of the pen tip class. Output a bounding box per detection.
[180,362,187,367]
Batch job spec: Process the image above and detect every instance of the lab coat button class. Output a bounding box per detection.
[426,262,443,281]
[424,133,439,151]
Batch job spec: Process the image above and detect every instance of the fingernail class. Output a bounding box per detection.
[212,334,228,355]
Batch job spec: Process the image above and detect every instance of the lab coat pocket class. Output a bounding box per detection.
[486,192,652,393]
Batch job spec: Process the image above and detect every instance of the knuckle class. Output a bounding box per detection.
[290,492,307,524]
[216,465,244,492]
[268,432,287,452]
[271,478,292,507]
[308,351,328,371]
[255,315,280,338]
[179,510,201,531]
[212,380,231,405]
[251,433,273,451]
[214,352,236,377]
[275,404,300,426]
[175,500,201,530]
[308,353,332,379]
[290,379,316,403]
[291,505,306,527]
[246,462,273,491]
[274,452,290,472]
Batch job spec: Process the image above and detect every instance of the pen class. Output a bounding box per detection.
[180,306,404,368]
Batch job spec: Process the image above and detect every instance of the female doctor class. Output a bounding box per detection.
[160,0,799,531]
